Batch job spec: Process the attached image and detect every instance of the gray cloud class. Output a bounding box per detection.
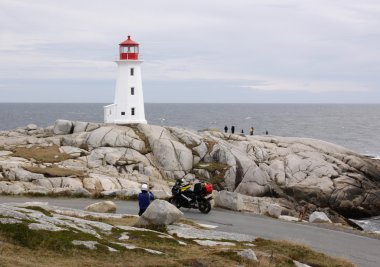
[0,0,379,103]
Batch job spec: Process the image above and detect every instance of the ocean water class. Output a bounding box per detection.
[0,103,379,156]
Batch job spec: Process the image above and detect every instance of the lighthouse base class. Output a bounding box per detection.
[104,104,147,125]
[113,119,147,125]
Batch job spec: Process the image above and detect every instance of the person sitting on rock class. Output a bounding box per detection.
[138,184,153,216]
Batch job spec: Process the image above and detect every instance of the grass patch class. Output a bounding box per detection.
[0,222,97,252]
[0,225,355,267]
[253,238,354,267]
[24,166,84,177]
[195,162,230,173]
[0,209,354,267]
[204,139,217,153]
[195,161,230,189]
[128,229,175,244]
[11,145,73,163]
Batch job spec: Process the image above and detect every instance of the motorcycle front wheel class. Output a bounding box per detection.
[198,199,211,214]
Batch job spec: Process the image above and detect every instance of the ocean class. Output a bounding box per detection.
[0,103,379,157]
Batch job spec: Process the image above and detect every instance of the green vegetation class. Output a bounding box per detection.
[86,216,139,227]
[0,209,354,267]
[253,238,354,267]
[195,162,230,173]
[11,145,72,163]
[0,222,97,252]
[204,139,217,153]
[0,222,354,267]
[195,161,230,189]
[24,166,84,177]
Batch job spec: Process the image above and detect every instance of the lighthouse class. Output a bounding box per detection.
[104,35,147,124]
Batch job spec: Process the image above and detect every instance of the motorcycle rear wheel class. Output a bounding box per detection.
[198,199,211,214]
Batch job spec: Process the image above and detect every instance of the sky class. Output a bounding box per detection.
[0,0,379,103]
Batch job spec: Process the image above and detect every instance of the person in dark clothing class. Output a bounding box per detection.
[241,129,244,135]
[266,130,268,135]
[224,125,228,133]
[231,125,235,134]
[249,127,254,135]
[138,184,154,216]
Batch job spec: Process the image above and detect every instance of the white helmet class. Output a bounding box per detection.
[141,184,148,191]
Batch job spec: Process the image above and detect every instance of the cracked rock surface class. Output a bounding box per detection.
[0,120,379,219]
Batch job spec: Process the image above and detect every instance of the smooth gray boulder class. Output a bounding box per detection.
[59,146,83,157]
[4,168,45,182]
[268,204,282,218]
[213,190,243,211]
[167,224,256,242]
[73,121,89,133]
[237,249,258,261]
[309,211,332,223]
[85,201,117,213]
[293,261,312,267]
[86,126,145,152]
[53,119,73,135]
[72,240,98,250]
[193,240,235,246]
[26,124,38,130]
[136,200,183,226]
[152,139,193,171]
[0,181,25,194]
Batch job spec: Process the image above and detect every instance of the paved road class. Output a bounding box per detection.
[1,196,379,267]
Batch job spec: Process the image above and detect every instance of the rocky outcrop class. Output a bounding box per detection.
[1,121,380,220]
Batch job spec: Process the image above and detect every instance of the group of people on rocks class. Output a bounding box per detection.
[224,125,268,135]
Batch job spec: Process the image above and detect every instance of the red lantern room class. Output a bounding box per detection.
[119,35,139,60]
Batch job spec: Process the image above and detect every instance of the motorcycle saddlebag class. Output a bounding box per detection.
[204,183,213,194]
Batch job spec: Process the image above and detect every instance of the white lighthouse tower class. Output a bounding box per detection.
[104,36,147,124]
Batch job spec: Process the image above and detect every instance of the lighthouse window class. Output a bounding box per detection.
[121,112,125,116]
[131,108,135,116]
[130,68,134,76]
[131,87,135,95]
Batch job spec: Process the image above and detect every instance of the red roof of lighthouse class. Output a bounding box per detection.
[119,35,139,46]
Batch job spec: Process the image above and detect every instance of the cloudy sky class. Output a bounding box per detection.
[0,0,379,103]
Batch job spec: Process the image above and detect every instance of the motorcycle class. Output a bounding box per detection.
[168,179,213,214]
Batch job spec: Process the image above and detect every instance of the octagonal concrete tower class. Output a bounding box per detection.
[104,35,147,124]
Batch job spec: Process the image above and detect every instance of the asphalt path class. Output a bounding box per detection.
[0,196,379,267]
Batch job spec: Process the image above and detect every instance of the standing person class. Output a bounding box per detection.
[224,125,228,133]
[266,130,268,135]
[138,184,152,216]
[249,127,254,136]
[241,129,244,135]
[231,125,235,134]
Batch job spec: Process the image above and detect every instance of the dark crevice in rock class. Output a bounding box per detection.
[234,158,244,189]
